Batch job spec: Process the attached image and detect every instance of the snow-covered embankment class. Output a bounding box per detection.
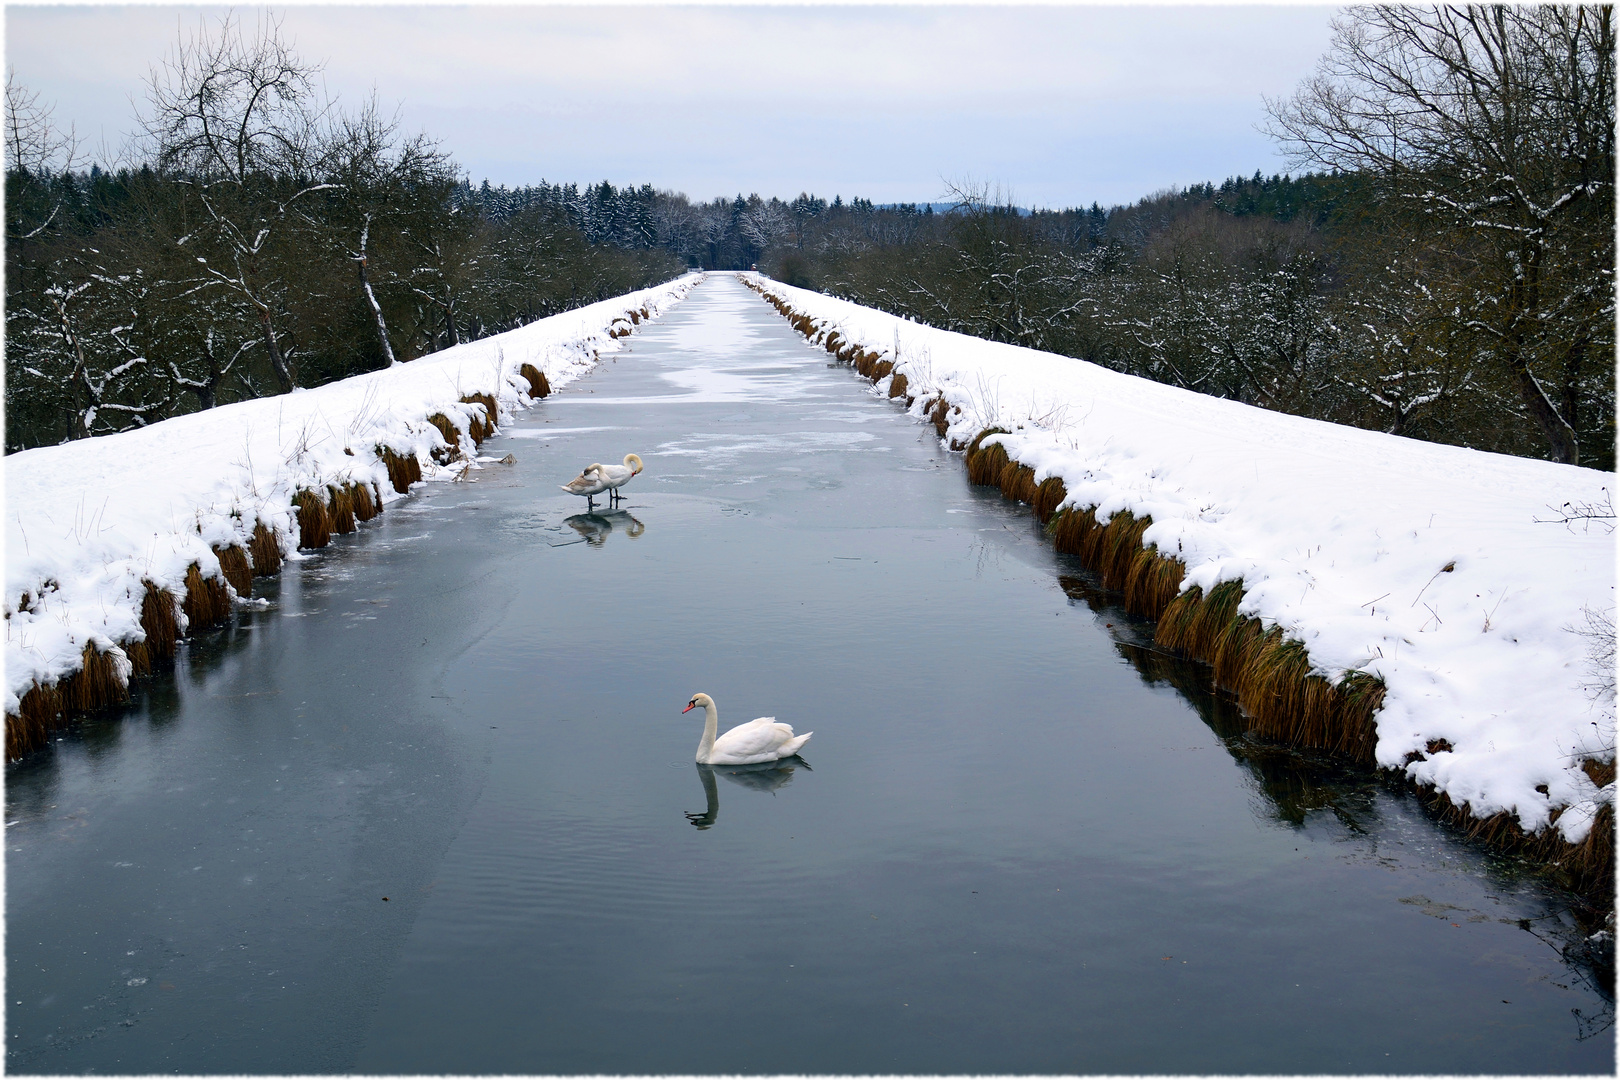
[743,272,1614,881]
[5,274,702,754]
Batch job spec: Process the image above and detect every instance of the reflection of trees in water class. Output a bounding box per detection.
[684,758,807,830]
[4,599,274,821]
[1059,569,1616,1018]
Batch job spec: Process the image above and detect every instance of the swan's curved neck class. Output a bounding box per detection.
[696,701,718,763]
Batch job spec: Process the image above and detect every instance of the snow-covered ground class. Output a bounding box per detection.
[744,273,1615,846]
[5,274,701,720]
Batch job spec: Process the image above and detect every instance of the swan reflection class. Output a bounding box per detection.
[684,758,809,830]
[562,510,646,546]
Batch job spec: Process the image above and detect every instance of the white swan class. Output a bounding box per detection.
[561,464,610,509]
[683,692,811,765]
[596,453,643,504]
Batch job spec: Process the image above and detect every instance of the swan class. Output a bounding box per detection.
[682,692,811,765]
[595,454,643,504]
[561,464,610,509]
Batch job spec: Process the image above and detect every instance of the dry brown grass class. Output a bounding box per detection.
[328,485,357,535]
[927,397,951,436]
[133,582,180,675]
[352,482,380,522]
[1582,757,1616,788]
[294,490,332,549]
[214,545,253,596]
[1095,512,1152,590]
[520,363,552,399]
[426,413,461,450]
[1123,546,1186,618]
[7,683,60,758]
[997,460,1038,504]
[1154,579,1380,763]
[1050,506,1182,616]
[380,447,422,494]
[460,393,500,445]
[888,372,910,400]
[7,643,134,756]
[824,331,843,354]
[7,565,232,757]
[65,643,130,714]
[1049,505,1098,557]
[963,428,1011,486]
[182,563,231,631]
[1032,477,1067,523]
[250,523,283,576]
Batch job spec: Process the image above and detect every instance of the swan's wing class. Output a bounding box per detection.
[562,467,609,493]
[713,717,791,758]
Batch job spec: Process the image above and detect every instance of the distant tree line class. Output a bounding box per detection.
[8,6,1612,470]
[750,6,1615,470]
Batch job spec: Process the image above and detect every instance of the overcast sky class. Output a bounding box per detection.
[5,4,1336,208]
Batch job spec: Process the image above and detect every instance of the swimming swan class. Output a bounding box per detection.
[682,692,812,765]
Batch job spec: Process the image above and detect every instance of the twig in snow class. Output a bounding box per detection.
[1535,488,1614,534]
[1411,560,1457,606]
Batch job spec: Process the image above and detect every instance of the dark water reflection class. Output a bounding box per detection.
[6,277,1612,1075]
[686,759,809,830]
[1062,569,1615,1043]
[562,509,646,545]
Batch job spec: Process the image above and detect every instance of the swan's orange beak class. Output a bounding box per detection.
[682,703,696,713]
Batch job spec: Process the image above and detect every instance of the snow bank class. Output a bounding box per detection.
[5,274,702,720]
[743,273,1615,845]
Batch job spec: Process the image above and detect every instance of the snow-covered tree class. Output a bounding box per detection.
[1266,5,1615,464]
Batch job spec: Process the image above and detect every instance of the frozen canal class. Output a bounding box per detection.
[6,276,1611,1074]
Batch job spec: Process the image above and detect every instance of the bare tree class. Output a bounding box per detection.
[1266,5,1616,464]
[304,99,456,366]
[140,12,338,393]
[4,70,79,178]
